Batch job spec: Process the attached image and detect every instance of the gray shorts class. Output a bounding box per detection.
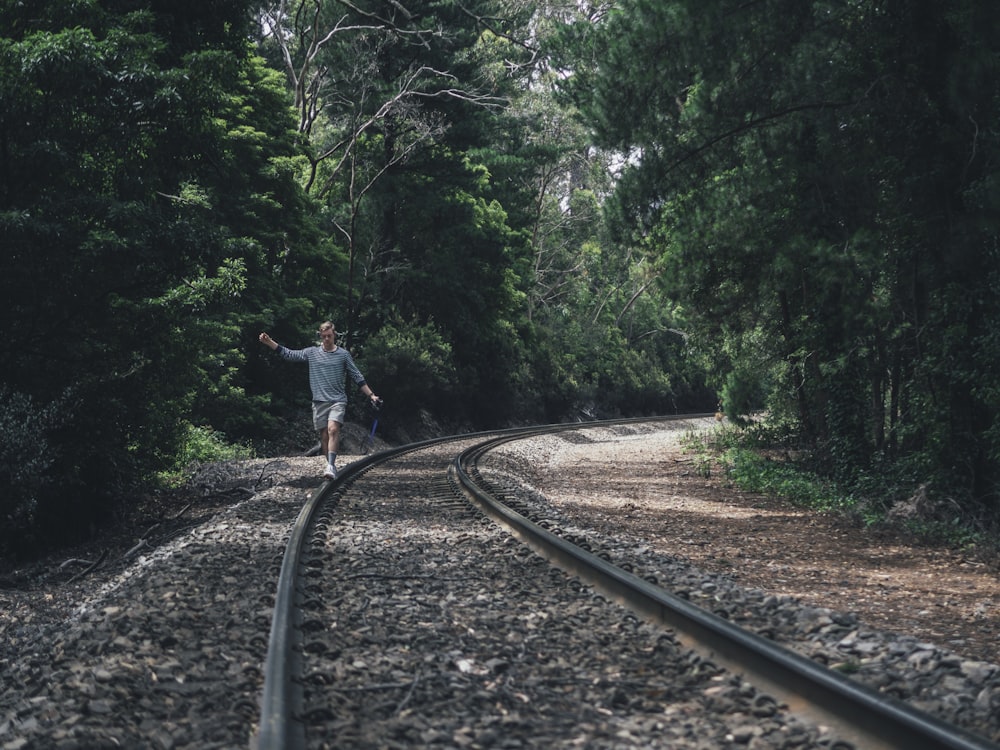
[312,401,347,430]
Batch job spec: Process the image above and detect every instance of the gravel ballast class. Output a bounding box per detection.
[1,422,998,749]
[477,422,1000,746]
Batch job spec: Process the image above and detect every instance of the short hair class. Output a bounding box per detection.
[319,321,335,333]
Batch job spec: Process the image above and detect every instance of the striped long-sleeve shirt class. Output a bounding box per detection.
[276,344,367,403]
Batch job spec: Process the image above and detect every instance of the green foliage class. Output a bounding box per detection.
[721,447,855,512]
[0,0,317,558]
[720,370,763,428]
[357,318,458,429]
[157,423,255,488]
[252,0,715,434]
[700,418,995,554]
[0,388,58,557]
[690,423,857,511]
[895,516,984,552]
[0,0,720,561]
[258,0,547,426]
[571,0,1000,519]
[714,328,778,425]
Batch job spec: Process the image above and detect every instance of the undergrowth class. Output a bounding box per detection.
[682,424,995,555]
[157,423,255,488]
[720,444,856,512]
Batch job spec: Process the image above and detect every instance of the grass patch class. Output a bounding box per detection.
[720,446,856,512]
[681,430,717,478]
[684,426,855,512]
[157,423,255,488]
[685,423,1000,559]
[901,517,983,550]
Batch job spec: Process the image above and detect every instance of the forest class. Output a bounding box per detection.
[1,0,998,560]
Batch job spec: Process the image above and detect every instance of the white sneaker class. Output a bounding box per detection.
[323,463,337,480]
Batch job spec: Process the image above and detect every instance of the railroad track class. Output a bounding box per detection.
[255,417,999,750]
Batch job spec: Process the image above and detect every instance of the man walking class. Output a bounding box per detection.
[259,322,379,479]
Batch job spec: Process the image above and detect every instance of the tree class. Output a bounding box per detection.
[256,0,545,425]
[571,0,1000,510]
[258,0,513,336]
[0,0,316,556]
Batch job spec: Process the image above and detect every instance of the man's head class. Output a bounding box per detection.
[319,321,336,349]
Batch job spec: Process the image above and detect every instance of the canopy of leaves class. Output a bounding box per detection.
[568,0,1000,512]
[0,0,318,556]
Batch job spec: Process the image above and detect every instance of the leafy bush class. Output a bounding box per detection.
[357,318,458,430]
[0,387,59,558]
[697,424,857,511]
[157,423,255,487]
[721,446,855,511]
[706,421,995,554]
[721,367,767,426]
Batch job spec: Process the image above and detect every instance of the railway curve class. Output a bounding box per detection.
[1,417,997,749]
[257,417,1000,750]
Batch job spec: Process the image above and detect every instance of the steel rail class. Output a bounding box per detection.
[451,429,1000,750]
[253,413,714,750]
[254,426,531,750]
[254,437,445,750]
